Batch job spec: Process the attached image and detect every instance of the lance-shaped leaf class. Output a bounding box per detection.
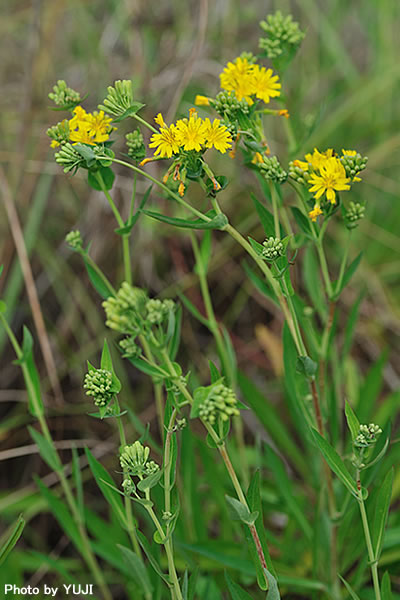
[0,514,25,566]
[372,468,394,560]
[311,429,358,497]
[142,209,228,230]
[345,400,360,441]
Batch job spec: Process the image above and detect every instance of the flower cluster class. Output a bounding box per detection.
[198,384,240,425]
[98,80,134,117]
[120,441,159,478]
[219,56,281,105]
[83,368,114,407]
[65,230,83,251]
[48,80,81,109]
[258,155,287,184]
[354,423,382,448]
[126,129,146,161]
[289,148,367,221]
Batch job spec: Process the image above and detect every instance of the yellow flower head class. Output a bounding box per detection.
[175,112,208,152]
[69,106,90,130]
[154,113,167,128]
[87,111,114,143]
[149,124,180,158]
[309,205,323,221]
[342,149,357,156]
[304,148,335,171]
[220,57,255,104]
[203,118,232,153]
[251,152,264,164]
[195,95,211,106]
[308,157,351,204]
[251,65,281,104]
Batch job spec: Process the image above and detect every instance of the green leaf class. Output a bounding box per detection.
[88,166,115,191]
[73,143,96,167]
[168,304,182,361]
[0,515,25,566]
[345,401,360,441]
[117,544,153,595]
[137,469,163,491]
[17,327,44,418]
[338,575,361,600]
[264,569,281,600]
[303,246,326,319]
[209,361,221,384]
[36,478,81,549]
[381,572,392,600]
[296,355,318,378]
[225,571,254,600]
[250,193,275,237]
[127,356,168,379]
[311,429,358,497]
[242,261,278,306]
[336,251,363,296]
[200,230,212,273]
[372,468,394,560]
[100,339,121,394]
[136,530,170,585]
[112,102,146,122]
[83,256,112,300]
[248,236,265,256]
[290,207,313,237]
[191,380,224,419]
[225,495,258,526]
[245,470,275,589]
[142,210,228,230]
[177,292,209,327]
[0,299,6,313]
[85,448,127,528]
[71,448,84,523]
[28,427,61,472]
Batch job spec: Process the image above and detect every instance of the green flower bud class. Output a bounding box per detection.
[99,80,134,117]
[239,51,257,64]
[47,119,70,146]
[259,11,305,60]
[262,237,285,261]
[145,298,175,326]
[344,201,365,229]
[259,156,287,184]
[288,161,310,184]
[55,143,85,173]
[210,91,250,122]
[122,478,135,495]
[126,129,146,161]
[48,80,81,109]
[103,283,148,335]
[65,230,83,251]
[340,152,368,179]
[198,384,240,425]
[120,441,159,477]
[354,423,382,448]
[119,336,142,358]
[83,368,114,407]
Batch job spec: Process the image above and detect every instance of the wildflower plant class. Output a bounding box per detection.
[1,10,396,600]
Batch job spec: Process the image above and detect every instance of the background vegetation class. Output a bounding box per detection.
[0,1,399,598]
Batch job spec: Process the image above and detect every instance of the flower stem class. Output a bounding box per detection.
[357,472,381,600]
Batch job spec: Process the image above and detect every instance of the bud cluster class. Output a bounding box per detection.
[145,298,175,325]
[48,80,81,109]
[259,156,288,183]
[259,11,305,60]
[354,423,382,448]
[198,384,240,425]
[344,202,365,229]
[55,143,85,173]
[210,91,250,122]
[83,368,114,407]
[119,336,142,359]
[103,283,147,335]
[262,237,284,261]
[126,129,146,161]
[99,80,134,117]
[288,160,310,184]
[47,120,70,147]
[120,441,159,477]
[340,152,368,179]
[65,230,83,251]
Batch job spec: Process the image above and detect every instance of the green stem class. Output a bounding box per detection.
[95,171,132,285]
[316,237,334,299]
[334,229,352,297]
[78,250,116,297]
[269,182,281,239]
[0,313,112,600]
[357,472,381,600]
[139,334,164,437]
[129,171,137,220]
[133,114,158,134]
[115,398,143,561]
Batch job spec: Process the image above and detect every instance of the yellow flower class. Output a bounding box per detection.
[278,109,290,118]
[149,124,180,158]
[220,57,255,103]
[69,106,90,130]
[309,205,323,221]
[50,139,60,148]
[154,113,167,128]
[308,157,351,204]
[203,118,232,153]
[251,65,281,104]
[304,148,335,170]
[69,127,96,145]
[252,152,264,164]
[195,95,211,106]
[175,112,208,151]
[342,149,357,156]
[87,111,114,143]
